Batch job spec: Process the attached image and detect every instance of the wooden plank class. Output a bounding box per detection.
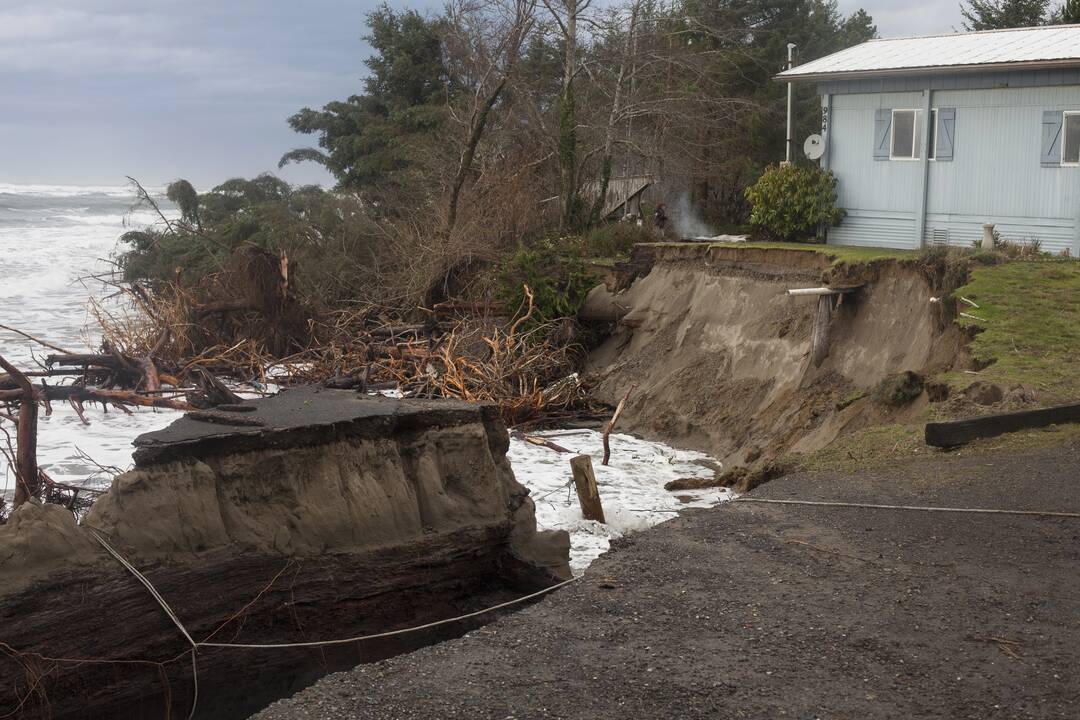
[786,286,859,296]
[570,455,606,523]
[925,402,1080,447]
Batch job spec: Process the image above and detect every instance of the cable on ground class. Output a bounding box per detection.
[89,530,579,717]
[734,497,1080,518]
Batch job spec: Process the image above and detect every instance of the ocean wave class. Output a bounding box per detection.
[0,183,146,198]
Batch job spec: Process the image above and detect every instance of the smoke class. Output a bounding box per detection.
[672,193,713,239]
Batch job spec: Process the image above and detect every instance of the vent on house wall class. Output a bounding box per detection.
[930,228,949,246]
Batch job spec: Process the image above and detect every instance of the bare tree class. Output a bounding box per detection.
[445,0,538,233]
[542,0,593,228]
[588,0,641,224]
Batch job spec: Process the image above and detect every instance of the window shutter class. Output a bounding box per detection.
[1042,110,1063,167]
[936,108,956,161]
[873,108,891,161]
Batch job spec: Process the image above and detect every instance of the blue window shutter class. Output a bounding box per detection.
[1042,110,1063,167]
[936,108,956,161]
[874,108,892,160]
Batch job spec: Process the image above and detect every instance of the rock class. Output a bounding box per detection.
[963,380,1004,406]
[926,380,950,403]
[872,371,925,407]
[1005,384,1037,406]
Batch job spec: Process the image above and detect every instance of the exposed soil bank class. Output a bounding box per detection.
[585,244,964,467]
[0,388,569,719]
[253,438,1080,719]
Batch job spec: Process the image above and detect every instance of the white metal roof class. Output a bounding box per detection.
[777,24,1080,81]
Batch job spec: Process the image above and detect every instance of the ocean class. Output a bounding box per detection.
[0,183,178,492]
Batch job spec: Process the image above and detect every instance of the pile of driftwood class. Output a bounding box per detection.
[1,281,602,514]
[92,279,600,427]
[0,313,259,517]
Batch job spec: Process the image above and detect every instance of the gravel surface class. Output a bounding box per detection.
[253,440,1080,719]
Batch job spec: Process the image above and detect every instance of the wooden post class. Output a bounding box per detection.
[810,294,837,368]
[569,455,605,523]
[602,383,636,466]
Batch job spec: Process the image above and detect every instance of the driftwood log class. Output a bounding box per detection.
[0,355,38,505]
[570,454,606,523]
[925,402,1080,447]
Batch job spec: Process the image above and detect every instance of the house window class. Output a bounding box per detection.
[1064,112,1080,165]
[890,109,918,160]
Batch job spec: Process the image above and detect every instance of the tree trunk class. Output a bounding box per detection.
[558,8,579,229]
[447,76,510,233]
[589,2,639,226]
[0,355,39,505]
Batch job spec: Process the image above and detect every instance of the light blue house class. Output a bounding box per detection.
[778,25,1080,254]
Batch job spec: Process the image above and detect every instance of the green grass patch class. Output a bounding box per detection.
[793,423,926,475]
[647,240,919,267]
[791,421,1080,476]
[739,241,919,266]
[949,258,1080,401]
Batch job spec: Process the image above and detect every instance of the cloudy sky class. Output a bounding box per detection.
[0,0,963,189]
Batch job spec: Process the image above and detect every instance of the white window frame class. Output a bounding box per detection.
[889,109,920,161]
[1062,111,1080,167]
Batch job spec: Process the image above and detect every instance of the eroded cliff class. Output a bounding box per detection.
[586,244,965,468]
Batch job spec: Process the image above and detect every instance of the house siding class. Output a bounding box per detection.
[826,91,926,249]
[823,77,1080,254]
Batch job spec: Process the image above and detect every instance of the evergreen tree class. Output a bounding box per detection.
[960,0,1051,30]
[279,5,453,197]
[1051,0,1080,22]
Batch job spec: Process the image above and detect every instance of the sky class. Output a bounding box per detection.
[0,0,963,190]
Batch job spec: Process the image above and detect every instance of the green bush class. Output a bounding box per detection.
[499,237,598,326]
[117,175,383,305]
[581,222,654,259]
[744,164,844,242]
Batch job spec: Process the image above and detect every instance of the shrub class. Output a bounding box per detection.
[117,176,387,306]
[499,237,598,325]
[581,222,654,259]
[970,231,1048,260]
[744,164,844,242]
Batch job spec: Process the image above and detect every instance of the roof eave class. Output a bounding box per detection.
[774,58,1080,83]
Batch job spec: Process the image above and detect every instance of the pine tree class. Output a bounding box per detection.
[279,5,452,197]
[960,0,1052,30]
[1053,0,1080,23]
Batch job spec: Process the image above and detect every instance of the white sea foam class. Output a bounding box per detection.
[0,183,148,198]
[0,184,177,491]
[508,430,731,572]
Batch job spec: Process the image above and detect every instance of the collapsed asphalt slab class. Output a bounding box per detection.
[0,388,570,719]
[253,439,1080,719]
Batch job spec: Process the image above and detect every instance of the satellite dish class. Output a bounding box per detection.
[804,134,825,161]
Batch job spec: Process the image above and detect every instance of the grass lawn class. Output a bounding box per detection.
[786,254,1080,473]
[947,258,1080,402]
[647,240,920,266]
[736,240,919,265]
